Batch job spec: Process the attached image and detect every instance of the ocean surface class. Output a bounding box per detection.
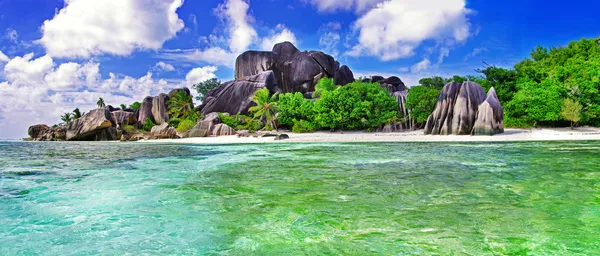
[0,140,599,255]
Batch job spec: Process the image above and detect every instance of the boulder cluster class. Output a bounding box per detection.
[424,81,504,135]
[198,41,355,115]
[361,76,413,132]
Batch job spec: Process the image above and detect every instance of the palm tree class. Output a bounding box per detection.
[97,98,105,108]
[72,108,83,119]
[249,88,278,130]
[120,104,127,110]
[167,90,194,119]
[61,113,73,126]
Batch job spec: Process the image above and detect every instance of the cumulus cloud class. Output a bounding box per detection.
[0,50,11,62]
[261,25,298,51]
[215,0,258,53]
[346,0,472,61]
[411,58,431,73]
[39,0,185,58]
[154,61,176,72]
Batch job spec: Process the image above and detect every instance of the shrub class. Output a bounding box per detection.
[406,86,441,124]
[176,119,196,133]
[168,118,182,128]
[123,125,136,133]
[313,77,336,98]
[313,81,398,130]
[278,92,314,127]
[140,118,156,132]
[193,78,221,101]
[218,113,264,132]
[292,120,317,133]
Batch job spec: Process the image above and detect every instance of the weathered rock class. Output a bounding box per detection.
[138,96,154,125]
[50,125,67,141]
[257,131,279,137]
[152,93,170,125]
[212,124,236,136]
[150,123,178,139]
[235,51,274,79]
[106,105,121,112]
[274,134,290,140]
[236,130,250,137]
[67,108,118,141]
[185,120,214,138]
[234,41,355,95]
[123,108,135,113]
[168,87,191,98]
[112,110,137,128]
[472,87,504,135]
[202,112,221,124]
[199,71,277,115]
[334,65,354,86]
[28,124,50,140]
[425,81,500,135]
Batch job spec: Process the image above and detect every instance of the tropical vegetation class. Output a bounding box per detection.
[192,78,221,101]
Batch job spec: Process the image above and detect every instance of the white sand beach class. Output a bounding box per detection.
[140,127,600,144]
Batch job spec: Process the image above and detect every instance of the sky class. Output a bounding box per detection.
[0,0,599,139]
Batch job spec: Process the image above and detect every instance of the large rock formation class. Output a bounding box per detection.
[199,71,277,115]
[150,123,178,139]
[152,93,170,125]
[138,96,154,126]
[67,108,118,141]
[472,87,504,135]
[425,81,504,135]
[212,124,236,136]
[28,124,51,140]
[112,110,137,128]
[234,41,354,94]
[168,87,191,98]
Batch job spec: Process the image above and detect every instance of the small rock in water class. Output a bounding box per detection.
[274,134,289,141]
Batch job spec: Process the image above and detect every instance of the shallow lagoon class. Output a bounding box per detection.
[1,141,599,255]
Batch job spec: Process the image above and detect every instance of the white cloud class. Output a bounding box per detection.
[346,0,472,61]
[215,0,258,53]
[4,53,54,86]
[464,47,488,61]
[160,48,238,68]
[185,66,218,86]
[302,0,383,13]
[412,58,431,73]
[260,25,298,51]
[4,28,18,42]
[154,61,175,72]
[39,0,185,58]
[319,22,342,57]
[0,50,9,62]
[438,47,450,65]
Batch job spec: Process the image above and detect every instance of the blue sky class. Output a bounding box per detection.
[0,0,599,139]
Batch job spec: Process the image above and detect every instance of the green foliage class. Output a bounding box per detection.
[418,76,446,89]
[406,86,440,124]
[120,104,127,110]
[140,118,156,132]
[192,78,221,101]
[218,113,264,132]
[168,118,182,128]
[313,81,398,130]
[476,66,518,103]
[123,125,136,133]
[561,98,583,128]
[292,120,317,133]
[72,108,83,119]
[130,102,142,111]
[61,113,73,126]
[313,77,336,98]
[277,92,315,127]
[249,88,279,130]
[97,98,105,108]
[167,90,194,120]
[176,119,196,133]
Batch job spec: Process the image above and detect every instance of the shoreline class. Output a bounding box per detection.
[137,127,600,144]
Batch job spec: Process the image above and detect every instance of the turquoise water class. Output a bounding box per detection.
[1,141,599,255]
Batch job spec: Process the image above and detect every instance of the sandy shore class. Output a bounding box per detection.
[140,127,600,144]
